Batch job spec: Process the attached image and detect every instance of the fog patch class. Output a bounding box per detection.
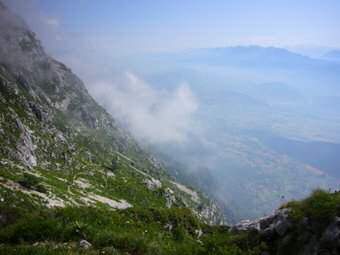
[89,72,198,144]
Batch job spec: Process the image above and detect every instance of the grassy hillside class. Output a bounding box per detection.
[0,189,338,254]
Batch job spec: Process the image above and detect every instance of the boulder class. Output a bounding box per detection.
[275,219,293,237]
[164,188,176,208]
[320,216,340,249]
[231,219,260,232]
[143,178,162,190]
[29,103,44,122]
[231,208,293,237]
[195,229,203,239]
[79,239,92,249]
[298,234,319,255]
[259,214,276,229]
[261,225,276,238]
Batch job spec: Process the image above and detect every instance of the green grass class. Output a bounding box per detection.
[18,173,46,193]
[0,206,263,255]
[284,189,340,224]
[0,246,69,255]
[0,244,123,255]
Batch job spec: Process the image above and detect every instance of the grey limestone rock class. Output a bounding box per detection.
[164,187,176,208]
[143,177,162,190]
[231,208,293,236]
[275,219,293,236]
[79,239,92,249]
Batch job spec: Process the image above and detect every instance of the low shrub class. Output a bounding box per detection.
[18,173,46,193]
[286,189,340,224]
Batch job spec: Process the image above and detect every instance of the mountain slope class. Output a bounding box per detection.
[0,2,224,225]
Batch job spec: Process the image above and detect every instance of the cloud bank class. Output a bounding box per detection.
[89,72,198,144]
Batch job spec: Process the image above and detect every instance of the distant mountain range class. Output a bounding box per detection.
[323,50,340,61]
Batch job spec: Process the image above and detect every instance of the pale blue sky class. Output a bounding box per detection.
[4,0,340,55]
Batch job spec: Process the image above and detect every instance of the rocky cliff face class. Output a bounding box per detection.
[0,2,111,130]
[0,2,225,225]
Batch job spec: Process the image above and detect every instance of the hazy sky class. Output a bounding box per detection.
[4,0,340,56]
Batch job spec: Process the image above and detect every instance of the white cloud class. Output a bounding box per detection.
[89,72,198,144]
[45,18,59,28]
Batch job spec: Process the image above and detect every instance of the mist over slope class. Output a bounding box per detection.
[103,46,340,222]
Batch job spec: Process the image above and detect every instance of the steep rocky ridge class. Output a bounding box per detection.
[0,2,224,225]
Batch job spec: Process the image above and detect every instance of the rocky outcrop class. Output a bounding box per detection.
[200,203,226,225]
[319,217,340,253]
[143,177,162,190]
[164,187,176,208]
[0,4,113,131]
[231,208,293,235]
[14,117,37,167]
[231,208,340,255]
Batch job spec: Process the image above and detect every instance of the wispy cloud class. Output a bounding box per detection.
[89,72,198,144]
[45,18,59,28]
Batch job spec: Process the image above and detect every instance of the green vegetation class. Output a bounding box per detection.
[1,189,337,254]
[271,190,340,255]
[0,206,262,255]
[18,173,46,193]
[284,189,340,224]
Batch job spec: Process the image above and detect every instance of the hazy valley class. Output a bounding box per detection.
[90,46,340,222]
